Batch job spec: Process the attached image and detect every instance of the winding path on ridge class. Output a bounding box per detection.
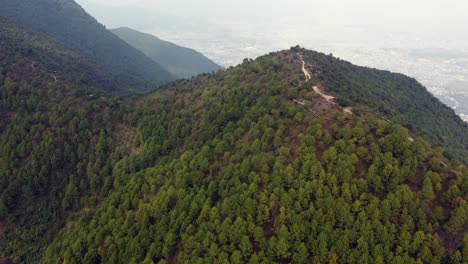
[298,54,353,114]
[299,54,335,103]
[301,59,312,81]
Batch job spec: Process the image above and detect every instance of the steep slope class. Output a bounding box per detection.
[42,49,467,263]
[0,18,119,95]
[0,41,466,263]
[292,46,468,163]
[111,27,223,79]
[0,0,176,94]
[0,19,127,263]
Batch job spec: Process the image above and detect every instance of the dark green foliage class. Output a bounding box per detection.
[0,18,112,95]
[296,47,468,163]
[0,31,466,263]
[111,27,223,79]
[41,54,467,264]
[0,18,126,262]
[0,0,176,94]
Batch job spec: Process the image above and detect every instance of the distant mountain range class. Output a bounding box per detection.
[0,0,220,95]
[111,27,222,79]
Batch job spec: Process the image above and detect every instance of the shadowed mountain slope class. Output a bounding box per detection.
[111,27,223,79]
[0,0,176,94]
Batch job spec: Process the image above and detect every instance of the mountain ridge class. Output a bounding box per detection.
[42,47,468,263]
[0,0,176,94]
[0,17,118,94]
[291,46,468,163]
[0,12,466,260]
[110,27,223,79]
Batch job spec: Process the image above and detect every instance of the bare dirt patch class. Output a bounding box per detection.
[0,112,16,121]
[298,53,353,115]
[343,107,353,115]
[114,123,140,153]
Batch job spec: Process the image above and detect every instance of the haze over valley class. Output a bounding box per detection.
[79,0,468,121]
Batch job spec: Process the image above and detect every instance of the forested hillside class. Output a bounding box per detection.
[0,21,466,263]
[294,47,468,163]
[41,50,467,263]
[0,0,176,94]
[111,27,222,79]
[0,18,119,94]
[0,18,128,262]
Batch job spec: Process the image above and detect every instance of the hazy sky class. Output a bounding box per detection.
[77,0,468,33]
[75,0,468,60]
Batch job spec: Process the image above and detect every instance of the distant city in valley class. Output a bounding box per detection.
[150,23,468,122]
[78,1,468,121]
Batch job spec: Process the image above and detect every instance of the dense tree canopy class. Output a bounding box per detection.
[294,47,468,163]
[43,52,468,263]
[0,32,466,263]
[0,19,127,262]
[0,0,176,94]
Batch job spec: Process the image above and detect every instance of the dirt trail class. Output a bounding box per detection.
[298,53,353,114]
[343,107,353,114]
[299,54,335,103]
[312,86,335,104]
[301,56,311,81]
